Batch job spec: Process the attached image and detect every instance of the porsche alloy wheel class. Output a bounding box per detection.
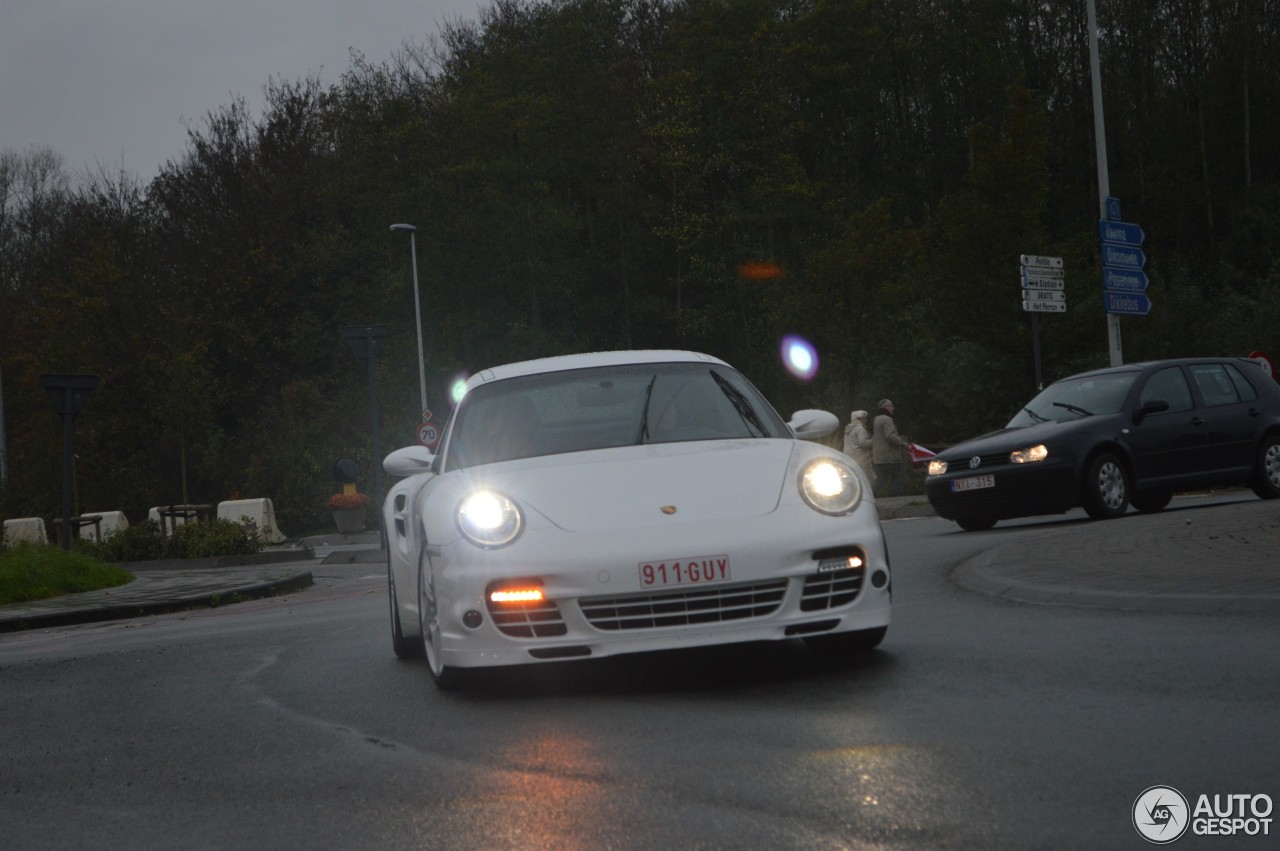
[417,549,462,689]
[389,563,423,659]
[1250,435,1280,499]
[1082,453,1129,519]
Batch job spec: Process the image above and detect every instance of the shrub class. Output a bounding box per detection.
[84,521,168,562]
[82,519,268,562]
[168,518,267,559]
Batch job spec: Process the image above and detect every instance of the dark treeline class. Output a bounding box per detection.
[2,0,1278,532]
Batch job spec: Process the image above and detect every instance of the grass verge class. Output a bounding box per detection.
[0,543,133,605]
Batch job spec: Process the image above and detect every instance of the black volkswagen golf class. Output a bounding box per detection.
[925,357,1280,530]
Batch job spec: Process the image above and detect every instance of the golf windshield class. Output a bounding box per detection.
[1007,372,1139,427]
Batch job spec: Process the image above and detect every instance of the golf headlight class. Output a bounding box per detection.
[927,459,948,476]
[1010,444,1049,464]
[456,490,523,548]
[799,458,861,515]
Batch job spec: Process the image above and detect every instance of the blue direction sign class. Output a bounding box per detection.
[1099,220,1145,246]
[1101,243,1146,269]
[1106,196,1122,221]
[1102,268,1149,292]
[1105,291,1152,316]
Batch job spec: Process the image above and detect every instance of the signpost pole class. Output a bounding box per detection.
[1087,0,1123,366]
[1032,313,1043,391]
[40,374,98,551]
[341,325,389,549]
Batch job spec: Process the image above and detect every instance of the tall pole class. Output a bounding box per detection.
[0,359,8,493]
[390,223,428,413]
[341,326,389,549]
[40,375,97,551]
[1087,0,1124,366]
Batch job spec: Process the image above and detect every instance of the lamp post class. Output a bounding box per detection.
[390,223,428,413]
[1086,0,1123,367]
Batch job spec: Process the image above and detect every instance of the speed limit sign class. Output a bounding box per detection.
[416,420,441,450]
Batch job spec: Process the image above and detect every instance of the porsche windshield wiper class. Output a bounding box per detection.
[710,370,766,436]
[634,374,658,444]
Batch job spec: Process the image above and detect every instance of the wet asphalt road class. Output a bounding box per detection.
[1,497,1276,849]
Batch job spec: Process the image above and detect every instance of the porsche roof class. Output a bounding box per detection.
[467,350,729,389]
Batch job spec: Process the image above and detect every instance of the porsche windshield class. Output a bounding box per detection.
[1006,372,1138,428]
[446,362,789,468]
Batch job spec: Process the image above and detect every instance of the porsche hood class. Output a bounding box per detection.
[467,440,798,532]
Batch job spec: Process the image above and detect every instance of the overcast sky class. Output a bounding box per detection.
[1,0,486,183]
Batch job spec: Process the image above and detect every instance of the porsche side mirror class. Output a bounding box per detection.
[1133,399,1169,425]
[384,445,436,476]
[788,409,839,441]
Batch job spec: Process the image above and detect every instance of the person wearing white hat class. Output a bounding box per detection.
[842,410,875,481]
[872,399,910,495]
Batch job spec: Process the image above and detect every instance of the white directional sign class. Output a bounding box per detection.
[1023,300,1066,313]
[1022,266,1065,282]
[1020,253,1066,314]
[1022,277,1065,291]
[1021,254,1064,269]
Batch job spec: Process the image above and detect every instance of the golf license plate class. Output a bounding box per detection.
[951,474,995,493]
[639,554,731,589]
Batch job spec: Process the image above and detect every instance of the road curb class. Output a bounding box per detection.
[0,570,314,633]
[950,500,1280,615]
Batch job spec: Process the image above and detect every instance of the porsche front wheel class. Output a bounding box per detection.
[389,562,422,659]
[417,550,463,689]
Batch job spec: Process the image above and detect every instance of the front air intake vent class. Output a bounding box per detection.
[580,580,787,631]
[801,568,864,611]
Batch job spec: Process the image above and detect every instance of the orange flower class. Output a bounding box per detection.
[326,492,372,510]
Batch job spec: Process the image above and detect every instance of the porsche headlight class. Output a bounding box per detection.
[1010,444,1049,464]
[927,459,948,476]
[799,457,861,515]
[456,490,523,548]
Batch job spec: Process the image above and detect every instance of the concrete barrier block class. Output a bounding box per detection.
[217,498,286,544]
[3,517,49,545]
[148,506,188,537]
[80,511,129,542]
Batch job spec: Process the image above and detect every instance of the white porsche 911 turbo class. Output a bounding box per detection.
[382,350,891,688]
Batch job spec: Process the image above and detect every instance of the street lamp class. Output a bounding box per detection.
[390,223,428,413]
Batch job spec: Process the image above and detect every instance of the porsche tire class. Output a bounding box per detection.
[389,563,423,659]
[418,550,464,689]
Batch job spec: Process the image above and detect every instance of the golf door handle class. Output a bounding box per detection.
[1190,416,1205,426]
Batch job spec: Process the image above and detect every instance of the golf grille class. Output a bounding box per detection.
[579,579,787,631]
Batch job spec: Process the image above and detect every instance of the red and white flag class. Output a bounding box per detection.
[906,443,937,465]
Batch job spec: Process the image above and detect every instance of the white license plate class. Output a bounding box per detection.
[951,475,995,492]
[638,555,731,589]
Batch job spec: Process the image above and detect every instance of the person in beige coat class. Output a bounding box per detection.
[842,410,875,481]
[871,399,910,496]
